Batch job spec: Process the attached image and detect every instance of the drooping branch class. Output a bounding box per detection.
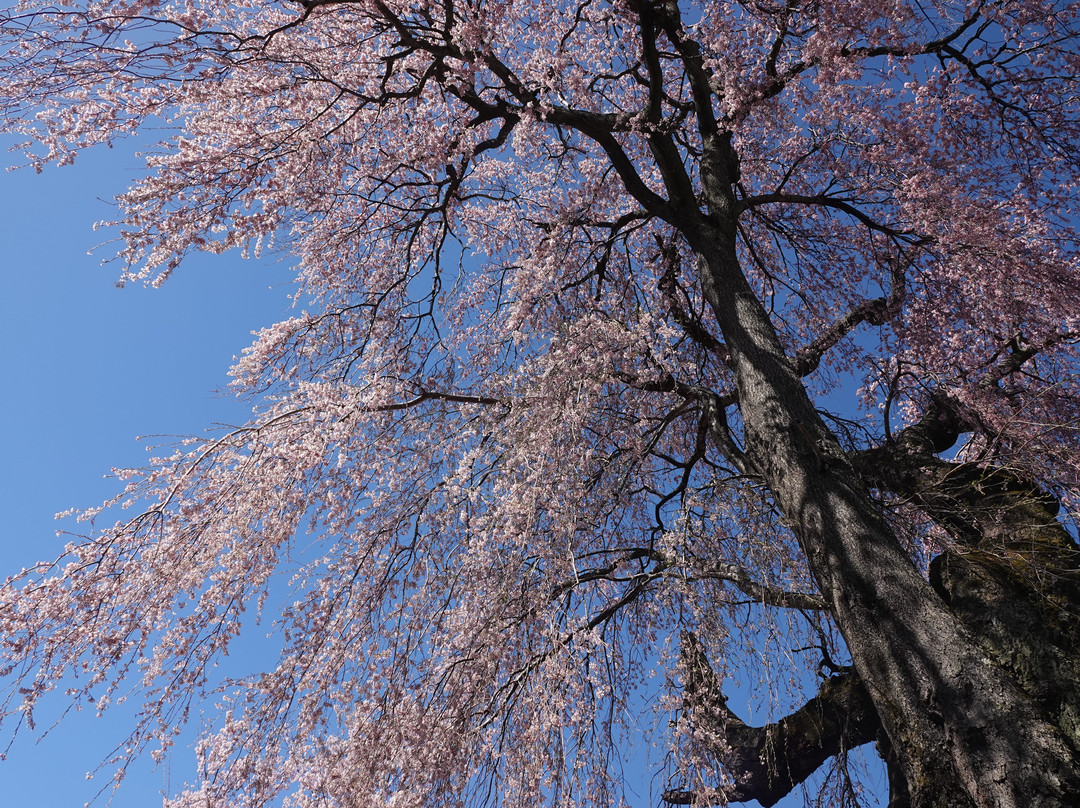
[737,193,922,241]
[655,234,731,362]
[361,389,503,414]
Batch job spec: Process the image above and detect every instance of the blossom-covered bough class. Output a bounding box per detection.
[2,1,1079,806]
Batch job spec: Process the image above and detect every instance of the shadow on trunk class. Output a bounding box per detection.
[666,398,1080,807]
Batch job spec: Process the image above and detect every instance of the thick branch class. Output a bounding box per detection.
[665,633,879,807]
[688,560,827,610]
[854,392,1071,551]
[738,193,920,241]
[794,294,891,376]
[979,330,1078,390]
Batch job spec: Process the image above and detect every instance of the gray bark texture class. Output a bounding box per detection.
[672,140,1080,806]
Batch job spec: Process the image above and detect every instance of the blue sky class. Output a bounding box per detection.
[0,139,294,806]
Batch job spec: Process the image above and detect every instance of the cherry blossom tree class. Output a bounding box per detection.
[2,1,1079,806]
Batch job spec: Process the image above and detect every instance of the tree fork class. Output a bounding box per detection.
[856,433,1080,757]
[669,450,1080,805]
[686,218,1080,806]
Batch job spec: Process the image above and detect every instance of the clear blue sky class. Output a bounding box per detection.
[0,138,293,806]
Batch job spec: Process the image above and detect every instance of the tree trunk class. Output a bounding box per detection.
[689,224,1080,806]
[674,448,1080,806]
[861,436,1080,760]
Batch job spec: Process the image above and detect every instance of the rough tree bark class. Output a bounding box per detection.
[666,388,1080,806]
[697,236,1078,806]
[863,398,1080,769]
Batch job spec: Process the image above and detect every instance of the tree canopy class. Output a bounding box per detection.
[1,2,1079,807]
